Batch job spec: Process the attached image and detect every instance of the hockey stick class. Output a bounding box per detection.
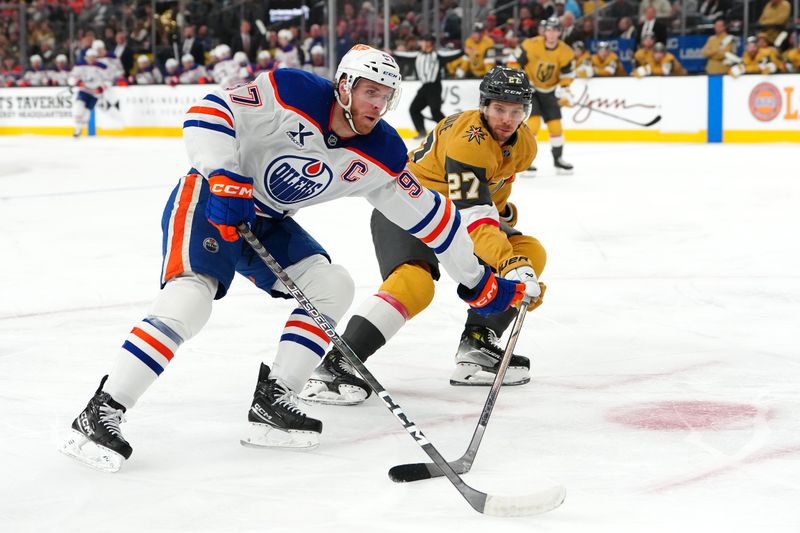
[237,223,565,517]
[389,298,531,483]
[571,103,661,127]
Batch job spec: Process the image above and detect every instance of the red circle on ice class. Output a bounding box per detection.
[607,401,765,431]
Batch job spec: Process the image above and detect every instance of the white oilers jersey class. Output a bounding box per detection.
[211,59,241,88]
[182,68,483,288]
[21,68,49,86]
[47,68,70,86]
[179,65,208,84]
[135,66,163,85]
[69,62,109,94]
[276,45,302,69]
[97,55,124,81]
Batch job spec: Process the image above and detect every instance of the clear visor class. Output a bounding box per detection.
[481,101,531,124]
[352,78,401,115]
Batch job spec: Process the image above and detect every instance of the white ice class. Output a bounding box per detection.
[1,136,799,532]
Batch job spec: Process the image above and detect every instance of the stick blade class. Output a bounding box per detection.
[388,460,470,483]
[644,115,662,127]
[482,486,566,517]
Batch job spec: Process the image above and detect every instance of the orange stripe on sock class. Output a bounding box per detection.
[420,198,452,244]
[131,327,175,361]
[285,320,330,343]
[164,175,198,282]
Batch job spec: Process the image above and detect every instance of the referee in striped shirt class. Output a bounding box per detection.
[394,35,463,139]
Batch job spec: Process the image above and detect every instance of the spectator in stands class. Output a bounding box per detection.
[608,0,638,21]
[232,20,260,60]
[113,31,134,78]
[637,7,668,45]
[638,0,673,20]
[565,0,583,18]
[583,0,606,16]
[474,0,492,24]
[554,0,567,17]
[302,24,325,60]
[1,56,22,87]
[575,17,595,43]
[451,22,496,78]
[729,35,786,75]
[181,24,206,67]
[757,0,791,47]
[531,0,556,21]
[592,41,626,76]
[702,18,736,74]
[635,31,657,67]
[335,19,354,62]
[178,53,209,84]
[47,54,71,86]
[634,42,685,76]
[573,41,593,77]
[80,0,119,36]
[616,16,636,39]
[500,35,523,69]
[560,12,581,45]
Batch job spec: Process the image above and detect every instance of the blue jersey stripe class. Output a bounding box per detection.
[203,94,234,117]
[406,192,442,235]
[433,209,461,254]
[183,120,235,138]
[122,340,164,375]
[280,333,326,358]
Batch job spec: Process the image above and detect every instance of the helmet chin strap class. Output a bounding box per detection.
[334,85,366,136]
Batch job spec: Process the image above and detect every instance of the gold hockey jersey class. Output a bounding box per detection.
[648,52,686,76]
[784,48,800,72]
[407,110,537,269]
[744,47,787,74]
[519,36,575,92]
[592,51,625,76]
[450,34,496,77]
[634,47,653,67]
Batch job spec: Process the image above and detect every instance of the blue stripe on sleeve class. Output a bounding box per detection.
[433,209,461,254]
[203,94,234,117]
[183,120,235,138]
[280,333,326,358]
[406,191,442,235]
[122,340,164,375]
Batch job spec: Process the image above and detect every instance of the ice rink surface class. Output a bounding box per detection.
[1,136,798,532]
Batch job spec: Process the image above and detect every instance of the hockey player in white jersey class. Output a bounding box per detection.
[60,45,534,472]
[211,44,241,88]
[133,55,163,84]
[47,54,71,86]
[19,55,49,86]
[68,48,110,137]
[179,53,209,84]
[92,39,124,84]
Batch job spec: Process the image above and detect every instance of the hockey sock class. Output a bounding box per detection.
[341,293,408,362]
[271,307,334,392]
[103,317,184,409]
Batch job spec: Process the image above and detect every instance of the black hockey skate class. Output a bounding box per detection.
[59,375,132,472]
[552,146,574,174]
[451,326,531,386]
[241,363,322,449]
[300,348,371,406]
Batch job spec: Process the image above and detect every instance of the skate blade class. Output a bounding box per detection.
[299,381,367,406]
[555,167,574,175]
[59,430,125,473]
[449,364,531,386]
[240,423,320,450]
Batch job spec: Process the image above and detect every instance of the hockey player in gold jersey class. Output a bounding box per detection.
[301,67,546,404]
[592,41,626,76]
[634,42,686,77]
[573,41,593,78]
[520,16,575,174]
[729,35,787,76]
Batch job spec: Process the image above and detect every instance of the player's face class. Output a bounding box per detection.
[485,100,527,143]
[349,79,394,133]
[544,27,560,46]
[598,48,608,59]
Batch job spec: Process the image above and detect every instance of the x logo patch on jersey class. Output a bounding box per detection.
[287,123,313,147]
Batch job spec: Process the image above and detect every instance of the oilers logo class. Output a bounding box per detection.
[263,156,333,204]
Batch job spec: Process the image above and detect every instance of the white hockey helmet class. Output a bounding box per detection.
[233,51,249,65]
[56,54,67,64]
[216,44,232,60]
[92,39,106,51]
[137,55,150,66]
[335,45,401,107]
[85,48,98,59]
[181,53,194,65]
[30,54,43,65]
[310,45,325,56]
[277,29,293,43]
[165,58,179,70]
[257,50,272,61]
